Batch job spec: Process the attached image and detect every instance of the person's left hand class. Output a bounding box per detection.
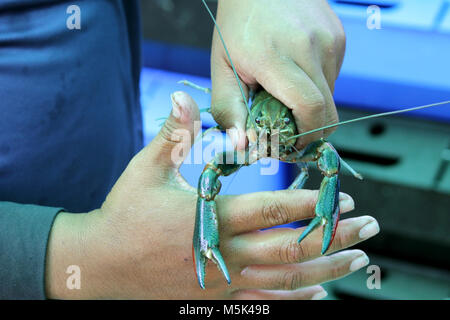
[210,0,346,150]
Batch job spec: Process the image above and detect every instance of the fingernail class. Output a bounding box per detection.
[312,290,328,300]
[339,192,352,201]
[349,254,370,272]
[339,193,355,213]
[359,220,380,239]
[170,92,183,119]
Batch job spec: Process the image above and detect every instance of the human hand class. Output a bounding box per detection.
[45,92,378,299]
[211,0,345,149]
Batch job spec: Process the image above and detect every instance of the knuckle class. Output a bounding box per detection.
[293,31,311,48]
[279,238,302,264]
[335,26,346,47]
[319,30,337,51]
[280,271,304,291]
[306,191,319,214]
[160,122,179,143]
[324,112,340,136]
[330,231,344,251]
[334,29,346,56]
[299,90,326,111]
[161,125,190,147]
[327,255,346,280]
[261,194,290,226]
[330,226,350,251]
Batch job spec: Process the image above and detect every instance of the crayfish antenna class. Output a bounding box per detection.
[178,80,211,94]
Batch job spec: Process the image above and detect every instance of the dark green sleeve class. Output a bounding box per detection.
[0,202,63,300]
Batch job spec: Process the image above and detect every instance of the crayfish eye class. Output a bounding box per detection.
[283,118,291,125]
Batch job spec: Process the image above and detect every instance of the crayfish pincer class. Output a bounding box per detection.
[192,90,362,289]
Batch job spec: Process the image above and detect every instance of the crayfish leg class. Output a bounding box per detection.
[178,80,211,94]
[288,162,309,190]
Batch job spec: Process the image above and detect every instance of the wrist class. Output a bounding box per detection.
[45,209,105,299]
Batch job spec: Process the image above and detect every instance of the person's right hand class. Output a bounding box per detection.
[45,92,379,300]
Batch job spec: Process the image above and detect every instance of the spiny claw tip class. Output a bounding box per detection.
[321,239,333,255]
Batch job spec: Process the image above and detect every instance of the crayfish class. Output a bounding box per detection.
[185,86,362,289]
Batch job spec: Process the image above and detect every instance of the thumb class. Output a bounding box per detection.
[141,91,200,174]
[211,55,250,150]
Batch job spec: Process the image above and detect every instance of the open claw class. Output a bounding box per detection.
[297,175,340,255]
[193,194,230,289]
[193,246,207,289]
[209,247,231,285]
[193,246,230,289]
[297,216,322,244]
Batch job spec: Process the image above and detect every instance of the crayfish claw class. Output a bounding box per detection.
[193,196,231,289]
[297,216,322,245]
[294,141,342,255]
[193,249,207,289]
[193,246,230,289]
[209,248,231,285]
[321,208,340,255]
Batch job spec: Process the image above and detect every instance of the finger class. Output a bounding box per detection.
[211,48,251,150]
[232,285,327,300]
[319,49,338,93]
[310,21,346,91]
[309,71,339,138]
[253,57,327,148]
[217,190,355,235]
[237,249,369,291]
[139,91,200,174]
[287,32,341,140]
[319,5,347,76]
[231,216,379,266]
[289,49,339,140]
